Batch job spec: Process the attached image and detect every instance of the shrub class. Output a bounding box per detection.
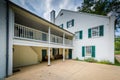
[75,57,79,60]
[114,58,120,66]
[98,60,113,65]
[84,58,97,63]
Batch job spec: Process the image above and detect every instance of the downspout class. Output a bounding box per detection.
[6,0,9,77]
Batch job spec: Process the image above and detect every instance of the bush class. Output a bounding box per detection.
[84,58,97,63]
[98,60,113,65]
[75,57,79,60]
[114,58,120,66]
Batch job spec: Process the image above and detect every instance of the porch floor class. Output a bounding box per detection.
[6,60,120,80]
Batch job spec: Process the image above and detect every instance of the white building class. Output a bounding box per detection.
[54,9,115,63]
[0,0,115,79]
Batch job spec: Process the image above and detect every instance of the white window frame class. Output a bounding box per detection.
[59,24,63,28]
[75,31,79,39]
[67,20,73,28]
[85,46,92,57]
[91,26,99,38]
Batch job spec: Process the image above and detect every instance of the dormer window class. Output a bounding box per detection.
[59,24,63,28]
[60,13,63,16]
[67,19,74,28]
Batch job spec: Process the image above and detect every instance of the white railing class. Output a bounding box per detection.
[50,34,63,44]
[65,39,73,46]
[14,23,48,42]
[14,23,73,46]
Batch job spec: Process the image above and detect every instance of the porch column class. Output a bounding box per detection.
[63,48,65,61]
[48,47,50,65]
[48,27,51,65]
[63,33,65,45]
[62,33,65,61]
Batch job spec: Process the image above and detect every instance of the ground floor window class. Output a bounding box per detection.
[82,46,95,57]
[85,46,92,56]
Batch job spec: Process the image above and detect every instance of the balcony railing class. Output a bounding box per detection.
[14,23,73,46]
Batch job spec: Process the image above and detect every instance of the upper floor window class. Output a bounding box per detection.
[92,27,99,37]
[67,19,74,28]
[75,30,83,39]
[59,24,63,28]
[88,25,104,38]
[60,13,63,16]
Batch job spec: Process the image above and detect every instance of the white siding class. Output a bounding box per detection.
[55,10,115,63]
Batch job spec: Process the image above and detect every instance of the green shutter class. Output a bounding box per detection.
[62,24,63,28]
[79,31,83,39]
[99,25,104,36]
[92,46,95,57]
[82,46,85,57]
[88,28,91,38]
[72,19,74,26]
[67,22,68,28]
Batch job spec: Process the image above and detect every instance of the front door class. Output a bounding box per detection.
[42,49,47,61]
[69,49,72,59]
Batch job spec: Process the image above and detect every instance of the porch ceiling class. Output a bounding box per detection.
[15,13,71,38]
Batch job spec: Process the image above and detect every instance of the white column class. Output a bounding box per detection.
[48,47,50,65]
[8,8,14,76]
[63,33,65,45]
[48,27,51,65]
[63,48,65,61]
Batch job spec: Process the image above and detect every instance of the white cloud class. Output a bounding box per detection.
[11,0,83,21]
[43,0,53,21]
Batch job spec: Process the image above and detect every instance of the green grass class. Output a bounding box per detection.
[115,51,120,55]
[74,57,120,66]
[98,60,113,65]
[84,58,97,63]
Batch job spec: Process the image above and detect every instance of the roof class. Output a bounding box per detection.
[56,9,109,19]
[8,1,74,36]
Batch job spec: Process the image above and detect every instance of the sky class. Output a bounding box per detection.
[11,0,83,21]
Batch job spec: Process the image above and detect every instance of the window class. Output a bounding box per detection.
[82,46,95,57]
[60,13,63,16]
[88,25,104,38]
[67,19,74,28]
[42,33,47,41]
[92,27,99,37]
[75,30,83,39]
[75,32,79,39]
[59,24,63,28]
[86,46,92,56]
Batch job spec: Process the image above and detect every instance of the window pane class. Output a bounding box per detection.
[92,27,99,37]
[75,32,79,39]
[86,46,91,56]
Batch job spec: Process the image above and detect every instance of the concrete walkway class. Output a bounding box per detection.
[115,55,120,63]
[6,60,120,80]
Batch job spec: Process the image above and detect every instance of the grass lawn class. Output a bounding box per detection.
[115,51,120,55]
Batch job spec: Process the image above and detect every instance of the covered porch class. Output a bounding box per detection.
[13,45,73,70]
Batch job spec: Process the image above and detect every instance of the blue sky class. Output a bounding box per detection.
[11,0,83,21]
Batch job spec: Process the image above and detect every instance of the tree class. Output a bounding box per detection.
[78,0,120,30]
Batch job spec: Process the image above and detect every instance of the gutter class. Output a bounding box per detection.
[6,0,9,77]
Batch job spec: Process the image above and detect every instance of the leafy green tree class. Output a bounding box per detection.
[77,0,120,30]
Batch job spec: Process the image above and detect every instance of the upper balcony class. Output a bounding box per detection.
[14,23,73,46]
